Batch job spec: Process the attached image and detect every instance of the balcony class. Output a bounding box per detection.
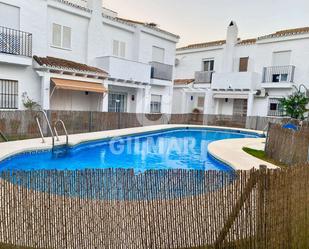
[96,56,151,84]
[212,72,260,90]
[262,65,295,88]
[0,26,32,66]
[150,61,173,81]
[195,71,214,84]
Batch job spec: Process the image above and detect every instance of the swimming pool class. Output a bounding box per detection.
[0,128,260,172]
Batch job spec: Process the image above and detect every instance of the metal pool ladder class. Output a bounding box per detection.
[53,119,69,146]
[35,110,55,147]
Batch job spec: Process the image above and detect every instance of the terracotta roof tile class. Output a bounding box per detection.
[177,40,226,51]
[258,27,309,40]
[33,56,108,75]
[177,26,309,51]
[174,79,195,85]
[113,17,180,39]
[237,38,257,45]
[52,0,91,12]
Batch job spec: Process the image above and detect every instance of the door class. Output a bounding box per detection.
[233,99,248,116]
[108,93,127,112]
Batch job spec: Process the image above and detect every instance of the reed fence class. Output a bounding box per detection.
[0,110,299,142]
[265,123,309,165]
[0,165,308,249]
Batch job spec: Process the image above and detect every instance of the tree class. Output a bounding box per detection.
[280,92,309,120]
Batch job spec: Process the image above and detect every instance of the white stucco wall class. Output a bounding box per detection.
[175,23,309,117]
[0,0,179,113]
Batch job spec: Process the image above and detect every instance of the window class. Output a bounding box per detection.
[52,23,71,49]
[239,57,249,72]
[0,79,18,109]
[150,95,162,113]
[197,97,205,108]
[268,98,284,116]
[203,59,214,72]
[272,73,288,83]
[113,40,126,57]
[108,93,127,112]
[152,46,165,63]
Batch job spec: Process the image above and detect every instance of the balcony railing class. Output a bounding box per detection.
[195,71,214,84]
[150,62,173,81]
[262,65,295,83]
[0,26,32,57]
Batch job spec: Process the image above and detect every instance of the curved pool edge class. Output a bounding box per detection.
[0,124,264,170]
[208,138,278,170]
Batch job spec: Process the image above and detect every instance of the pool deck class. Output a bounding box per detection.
[0,125,277,170]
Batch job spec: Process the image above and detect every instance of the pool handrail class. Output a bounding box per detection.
[54,119,69,146]
[35,110,55,148]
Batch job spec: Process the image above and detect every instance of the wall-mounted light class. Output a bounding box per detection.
[85,91,89,95]
[191,96,194,101]
[225,98,229,103]
[132,95,135,101]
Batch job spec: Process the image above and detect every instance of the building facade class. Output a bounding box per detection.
[0,0,179,113]
[174,21,309,118]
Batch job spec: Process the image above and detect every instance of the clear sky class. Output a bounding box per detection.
[103,0,309,47]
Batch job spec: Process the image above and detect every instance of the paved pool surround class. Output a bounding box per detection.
[0,125,277,170]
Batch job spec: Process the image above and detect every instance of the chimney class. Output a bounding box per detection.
[226,21,238,45]
[222,21,238,72]
[87,0,102,12]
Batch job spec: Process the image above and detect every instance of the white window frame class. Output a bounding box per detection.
[202,58,215,72]
[150,94,162,113]
[0,79,18,109]
[113,40,126,58]
[52,23,72,50]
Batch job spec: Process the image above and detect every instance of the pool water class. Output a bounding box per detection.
[0,128,259,172]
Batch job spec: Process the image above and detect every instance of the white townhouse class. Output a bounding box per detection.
[0,0,179,114]
[173,21,309,118]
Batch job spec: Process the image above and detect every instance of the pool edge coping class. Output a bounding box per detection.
[0,125,265,171]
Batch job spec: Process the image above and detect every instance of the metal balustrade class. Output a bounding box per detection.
[195,71,214,83]
[262,65,295,83]
[0,26,32,57]
[150,61,173,81]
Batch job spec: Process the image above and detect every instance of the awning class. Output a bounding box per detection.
[213,94,248,99]
[51,78,107,94]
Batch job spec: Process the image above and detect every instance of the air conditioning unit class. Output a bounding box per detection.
[255,88,267,98]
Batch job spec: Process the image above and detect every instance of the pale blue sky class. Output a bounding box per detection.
[104,0,309,47]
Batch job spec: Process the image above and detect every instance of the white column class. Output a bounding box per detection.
[132,26,141,62]
[135,88,145,113]
[102,82,109,112]
[87,0,104,65]
[247,92,255,116]
[204,90,214,115]
[144,85,151,113]
[181,90,187,113]
[41,75,50,110]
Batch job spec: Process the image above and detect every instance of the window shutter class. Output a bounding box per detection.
[52,24,62,47]
[152,46,165,63]
[62,26,71,49]
[120,42,126,57]
[113,40,119,56]
[239,57,249,72]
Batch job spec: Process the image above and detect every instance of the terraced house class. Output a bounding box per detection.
[174,21,309,120]
[0,0,179,113]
